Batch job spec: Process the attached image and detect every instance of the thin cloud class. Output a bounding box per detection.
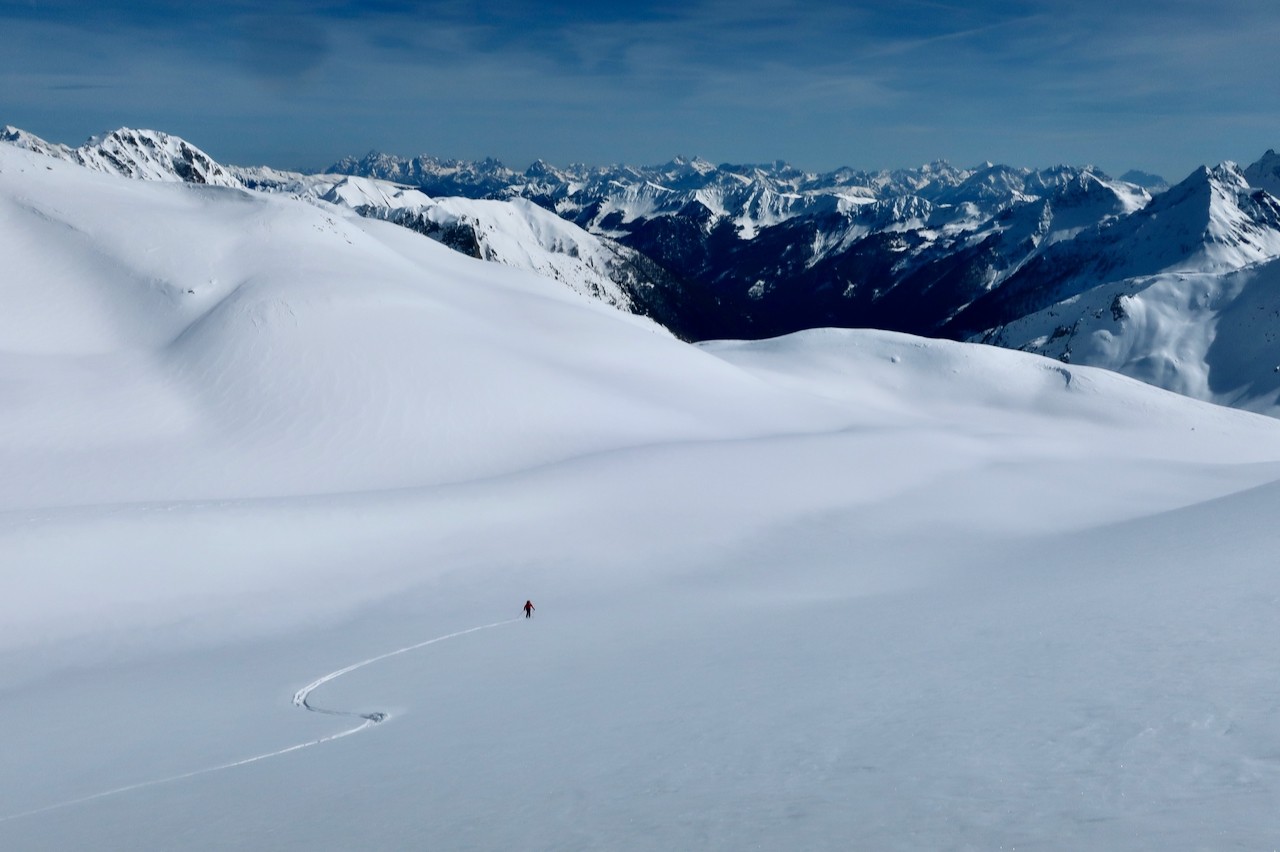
[235,13,331,85]
[865,14,1048,58]
[2,0,1277,178]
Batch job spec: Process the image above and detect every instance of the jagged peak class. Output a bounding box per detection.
[1165,161,1248,197]
[356,150,407,164]
[1211,160,1247,182]
[1,126,71,156]
[85,127,214,157]
[1,124,238,187]
[2,125,39,143]
[524,158,556,177]
[87,126,161,146]
[658,155,716,174]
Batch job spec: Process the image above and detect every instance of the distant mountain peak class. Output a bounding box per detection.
[1119,169,1169,192]
[1245,149,1280,196]
[1,126,240,187]
[524,158,557,178]
[2,125,44,146]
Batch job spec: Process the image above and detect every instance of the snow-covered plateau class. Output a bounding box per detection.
[3,140,1280,850]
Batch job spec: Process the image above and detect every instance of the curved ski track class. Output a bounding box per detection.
[0,617,521,823]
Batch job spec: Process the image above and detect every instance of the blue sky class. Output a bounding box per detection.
[2,0,1278,179]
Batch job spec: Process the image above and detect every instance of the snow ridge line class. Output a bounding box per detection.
[0,617,521,824]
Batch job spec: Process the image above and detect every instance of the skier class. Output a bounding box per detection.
[523,600,535,619]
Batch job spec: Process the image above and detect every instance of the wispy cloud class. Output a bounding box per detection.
[1,0,1277,177]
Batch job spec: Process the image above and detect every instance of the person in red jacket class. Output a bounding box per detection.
[523,600,535,619]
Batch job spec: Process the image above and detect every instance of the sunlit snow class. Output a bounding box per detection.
[3,141,1280,851]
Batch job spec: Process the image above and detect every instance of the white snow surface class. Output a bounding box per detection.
[4,143,1280,850]
[390,195,641,310]
[987,259,1280,416]
[2,126,239,187]
[237,168,641,311]
[979,162,1280,414]
[2,127,643,315]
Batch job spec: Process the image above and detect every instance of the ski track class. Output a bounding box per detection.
[0,617,521,824]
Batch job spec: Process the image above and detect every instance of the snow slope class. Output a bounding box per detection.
[980,258,1280,416]
[977,162,1280,415]
[3,127,656,316]
[241,162,657,314]
[4,144,1280,850]
[349,193,646,311]
[1,142,817,509]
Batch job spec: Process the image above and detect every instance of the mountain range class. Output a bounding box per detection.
[5,125,1280,415]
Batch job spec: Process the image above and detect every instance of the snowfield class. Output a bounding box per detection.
[3,141,1280,850]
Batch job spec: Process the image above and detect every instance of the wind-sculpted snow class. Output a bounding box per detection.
[6,139,1280,849]
[2,128,667,320]
[0,141,841,510]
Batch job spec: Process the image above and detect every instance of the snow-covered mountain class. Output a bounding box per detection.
[1244,149,1280,196]
[239,169,659,313]
[955,161,1280,333]
[326,149,1156,340]
[0,140,785,505]
[0,126,1178,347]
[6,130,1280,851]
[971,159,1280,414]
[324,144,1280,415]
[351,196,673,314]
[1,127,660,318]
[1,126,240,187]
[326,150,1072,239]
[326,150,523,199]
[978,259,1280,416]
[11,124,1280,417]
